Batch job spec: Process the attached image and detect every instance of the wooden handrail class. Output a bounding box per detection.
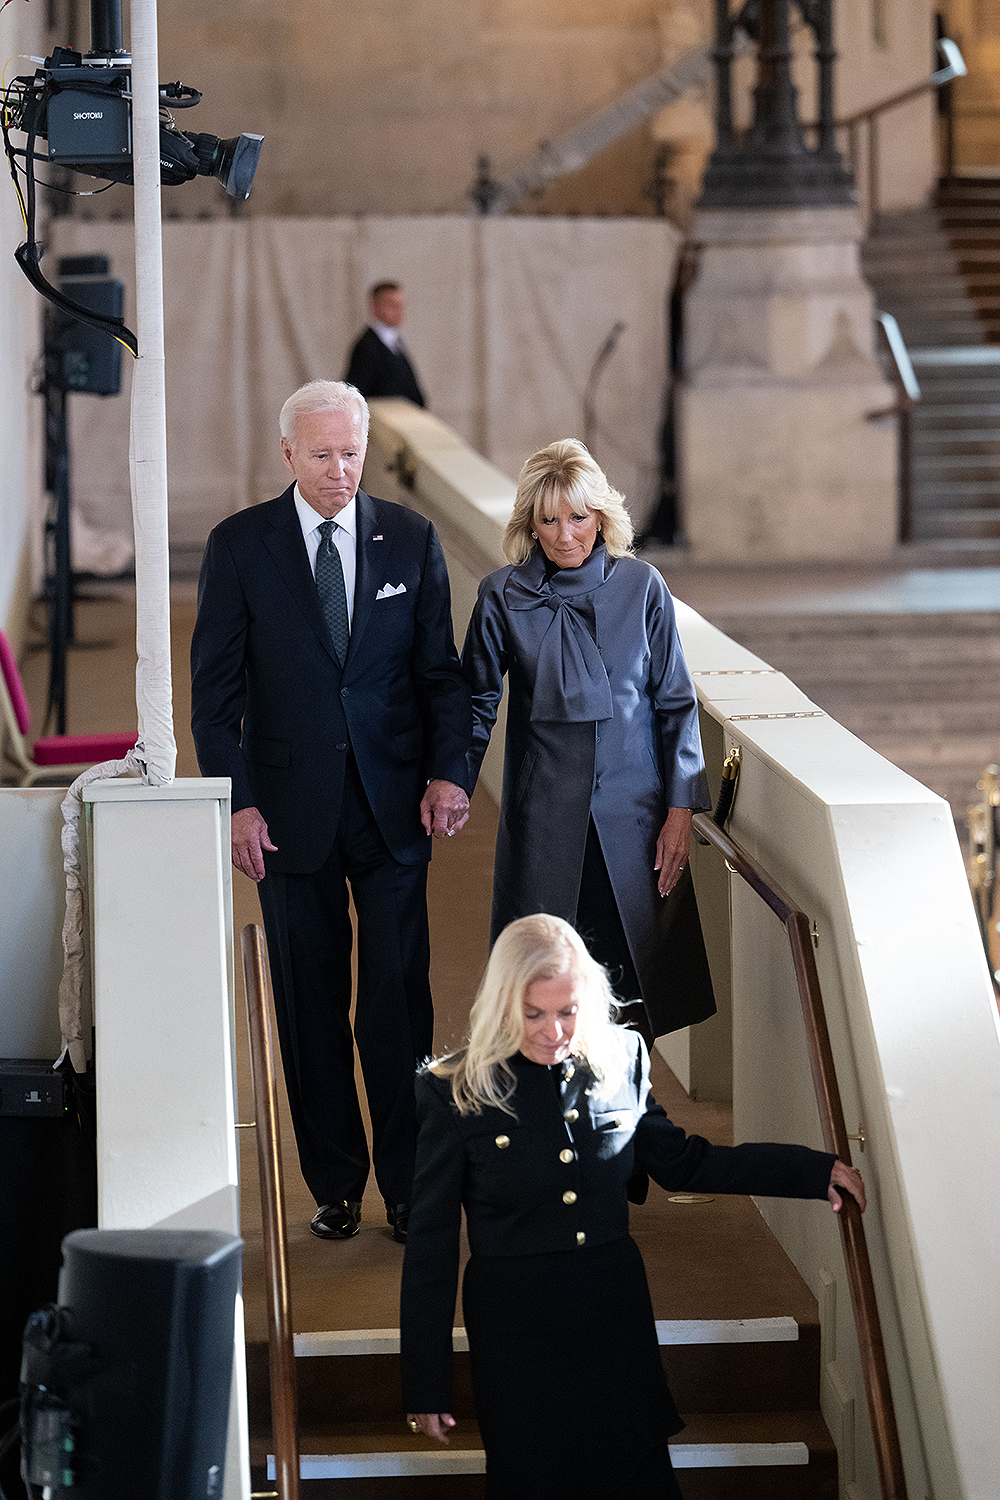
[241,923,301,1500]
[691,812,909,1500]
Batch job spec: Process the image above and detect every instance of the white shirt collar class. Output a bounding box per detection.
[370,318,401,352]
[293,484,357,541]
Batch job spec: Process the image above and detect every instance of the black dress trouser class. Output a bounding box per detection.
[257,754,433,1207]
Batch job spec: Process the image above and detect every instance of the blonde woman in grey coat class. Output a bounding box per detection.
[462,440,715,1040]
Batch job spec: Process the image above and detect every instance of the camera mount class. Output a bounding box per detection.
[1,0,263,351]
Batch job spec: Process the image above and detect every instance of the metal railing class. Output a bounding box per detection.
[241,923,301,1500]
[694,768,908,1500]
[867,311,921,544]
[830,37,966,226]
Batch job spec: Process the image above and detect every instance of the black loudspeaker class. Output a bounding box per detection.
[52,256,123,395]
[19,1229,242,1500]
[0,1089,97,1411]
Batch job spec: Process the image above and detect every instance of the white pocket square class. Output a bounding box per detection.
[375,582,407,600]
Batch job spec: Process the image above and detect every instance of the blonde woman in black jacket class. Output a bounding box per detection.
[400,914,864,1500]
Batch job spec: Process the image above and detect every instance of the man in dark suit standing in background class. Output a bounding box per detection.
[345,282,426,407]
[190,380,471,1243]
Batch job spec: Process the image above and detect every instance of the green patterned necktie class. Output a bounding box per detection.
[316,519,350,666]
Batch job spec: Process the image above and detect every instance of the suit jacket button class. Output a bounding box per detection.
[564,1109,579,1124]
[336,742,348,752]
[495,1134,510,1149]
[576,1231,586,1245]
[559,1149,574,1164]
[562,1190,577,1205]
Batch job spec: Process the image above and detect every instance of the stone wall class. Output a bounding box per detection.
[49,0,937,222]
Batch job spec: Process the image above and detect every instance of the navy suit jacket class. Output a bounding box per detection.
[190,485,472,875]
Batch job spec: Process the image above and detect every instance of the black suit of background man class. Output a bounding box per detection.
[345,281,426,407]
[190,385,471,1240]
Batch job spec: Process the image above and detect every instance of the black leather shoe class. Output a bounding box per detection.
[385,1201,410,1243]
[310,1201,362,1240]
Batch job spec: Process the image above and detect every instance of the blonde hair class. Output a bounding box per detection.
[279,379,370,444]
[503,440,634,565]
[431,914,628,1116]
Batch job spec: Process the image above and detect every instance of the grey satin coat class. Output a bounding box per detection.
[462,543,711,1028]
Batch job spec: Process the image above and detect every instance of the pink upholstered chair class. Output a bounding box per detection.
[0,627,137,786]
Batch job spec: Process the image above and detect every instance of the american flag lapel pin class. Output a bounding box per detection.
[372,534,383,541]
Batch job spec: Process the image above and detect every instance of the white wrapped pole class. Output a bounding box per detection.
[128,0,176,785]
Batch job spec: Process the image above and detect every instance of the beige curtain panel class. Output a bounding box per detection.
[51,216,681,567]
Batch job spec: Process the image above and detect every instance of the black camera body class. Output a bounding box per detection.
[10,45,262,199]
[44,60,132,166]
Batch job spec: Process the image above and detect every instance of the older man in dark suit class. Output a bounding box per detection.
[344,282,426,407]
[191,380,471,1242]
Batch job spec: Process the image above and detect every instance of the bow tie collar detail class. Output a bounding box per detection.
[504,544,614,723]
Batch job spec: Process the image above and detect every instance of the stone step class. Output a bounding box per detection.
[945,228,1000,243]
[912,483,1000,504]
[709,610,1000,639]
[897,537,1000,562]
[891,325,991,346]
[915,512,1000,540]
[250,1410,837,1498]
[717,633,1000,670]
[913,432,1000,452]
[865,260,970,280]
[939,181,1000,200]
[878,296,990,313]
[910,492,1000,516]
[939,208,1000,224]
[704,609,1000,823]
[913,452,1000,470]
[915,405,1000,424]
[916,383,1000,400]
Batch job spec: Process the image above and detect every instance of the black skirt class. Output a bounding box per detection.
[461,1235,685,1500]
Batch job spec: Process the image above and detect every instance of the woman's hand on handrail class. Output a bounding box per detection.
[828,1159,866,1214]
[407,1413,456,1444]
[654,807,692,896]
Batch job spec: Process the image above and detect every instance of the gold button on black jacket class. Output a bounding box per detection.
[400,1034,833,1412]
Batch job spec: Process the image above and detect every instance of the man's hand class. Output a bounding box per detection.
[653,806,692,896]
[827,1159,866,1214]
[231,806,278,882]
[420,780,470,838]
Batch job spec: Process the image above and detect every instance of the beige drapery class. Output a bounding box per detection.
[51,215,681,564]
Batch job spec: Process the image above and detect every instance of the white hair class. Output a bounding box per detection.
[279,380,370,444]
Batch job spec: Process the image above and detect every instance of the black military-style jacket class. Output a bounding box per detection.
[400,1034,834,1412]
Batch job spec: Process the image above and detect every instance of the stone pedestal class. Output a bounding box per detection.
[680,207,897,563]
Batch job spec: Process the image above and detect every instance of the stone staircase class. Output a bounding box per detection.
[862,180,1000,553]
[705,608,1000,829]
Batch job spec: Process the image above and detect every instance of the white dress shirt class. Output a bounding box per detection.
[370,318,402,353]
[294,485,357,629]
